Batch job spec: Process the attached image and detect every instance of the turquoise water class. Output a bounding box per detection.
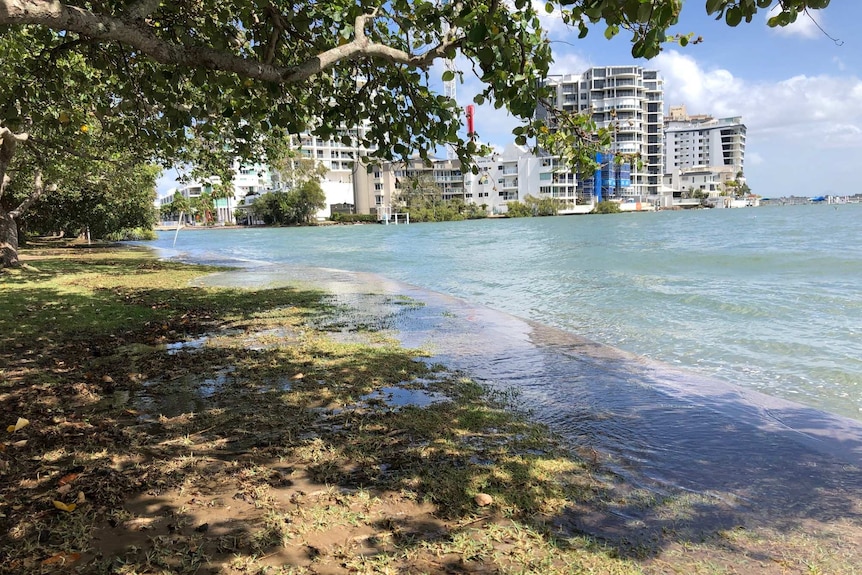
[150,203,862,421]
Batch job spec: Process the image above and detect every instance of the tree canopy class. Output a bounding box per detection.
[0,0,832,266]
[251,180,327,226]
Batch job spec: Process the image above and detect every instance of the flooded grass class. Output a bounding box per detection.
[2,241,861,574]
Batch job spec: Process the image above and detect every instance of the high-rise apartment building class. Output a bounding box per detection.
[664,105,746,176]
[540,66,664,199]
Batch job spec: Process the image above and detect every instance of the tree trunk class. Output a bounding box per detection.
[0,207,19,268]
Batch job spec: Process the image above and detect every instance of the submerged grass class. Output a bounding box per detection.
[1,240,860,574]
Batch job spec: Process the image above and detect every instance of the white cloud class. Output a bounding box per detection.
[156,168,179,197]
[767,10,822,39]
[746,151,764,166]
[548,51,592,76]
[654,50,862,147]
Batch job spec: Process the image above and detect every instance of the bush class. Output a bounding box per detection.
[104,227,158,241]
[592,200,621,214]
[505,195,559,217]
[330,213,378,223]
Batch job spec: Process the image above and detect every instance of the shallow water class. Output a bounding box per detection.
[141,207,862,540]
[192,266,862,536]
[149,204,862,421]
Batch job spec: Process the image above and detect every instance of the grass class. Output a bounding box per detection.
[1,239,860,574]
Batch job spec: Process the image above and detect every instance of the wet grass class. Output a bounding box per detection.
[2,241,860,574]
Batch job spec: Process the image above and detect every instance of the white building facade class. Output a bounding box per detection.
[661,105,747,207]
[464,144,589,214]
[355,145,590,217]
[159,161,272,224]
[540,66,665,200]
[664,108,746,176]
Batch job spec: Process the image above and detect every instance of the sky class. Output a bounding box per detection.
[157,2,862,199]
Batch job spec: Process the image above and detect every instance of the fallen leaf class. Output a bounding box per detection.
[11,440,27,448]
[58,473,79,486]
[77,491,86,504]
[291,373,304,380]
[7,417,29,433]
[57,485,72,495]
[41,552,81,566]
[52,500,76,512]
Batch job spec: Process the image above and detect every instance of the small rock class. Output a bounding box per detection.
[474,493,493,507]
[195,523,209,533]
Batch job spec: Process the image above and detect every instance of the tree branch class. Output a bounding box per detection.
[125,0,161,21]
[10,168,52,218]
[0,1,462,84]
[0,126,29,201]
[27,136,116,163]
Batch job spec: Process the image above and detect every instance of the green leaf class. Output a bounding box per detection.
[725,6,742,26]
[442,70,455,82]
[706,0,727,15]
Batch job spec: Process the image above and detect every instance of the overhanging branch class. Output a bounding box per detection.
[0,1,462,84]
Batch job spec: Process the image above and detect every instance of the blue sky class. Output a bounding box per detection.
[157,2,861,198]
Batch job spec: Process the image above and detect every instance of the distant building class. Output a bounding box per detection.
[354,156,464,220]
[662,105,747,207]
[351,144,591,218]
[663,105,746,176]
[539,66,665,199]
[466,144,589,214]
[159,161,272,224]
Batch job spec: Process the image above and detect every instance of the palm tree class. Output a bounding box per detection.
[171,191,191,224]
[210,181,235,223]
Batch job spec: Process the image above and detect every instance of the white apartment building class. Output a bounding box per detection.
[160,128,375,222]
[356,145,590,217]
[664,105,746,176]
[465,144,589,214]
[356,156,464,219]
[159,161,272,224]
[540,66,665,199]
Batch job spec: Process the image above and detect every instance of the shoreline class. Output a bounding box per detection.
[197,263,862,474]
[148,211,862,424]
[5,243,861,574]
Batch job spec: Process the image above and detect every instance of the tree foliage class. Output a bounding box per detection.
[398,174,485,222]
[251,180,327,225]
[592,200,622,214]
[20,162,158,238]
[505,195,560,218]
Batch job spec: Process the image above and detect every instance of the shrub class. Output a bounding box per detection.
[592,200,621,214]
